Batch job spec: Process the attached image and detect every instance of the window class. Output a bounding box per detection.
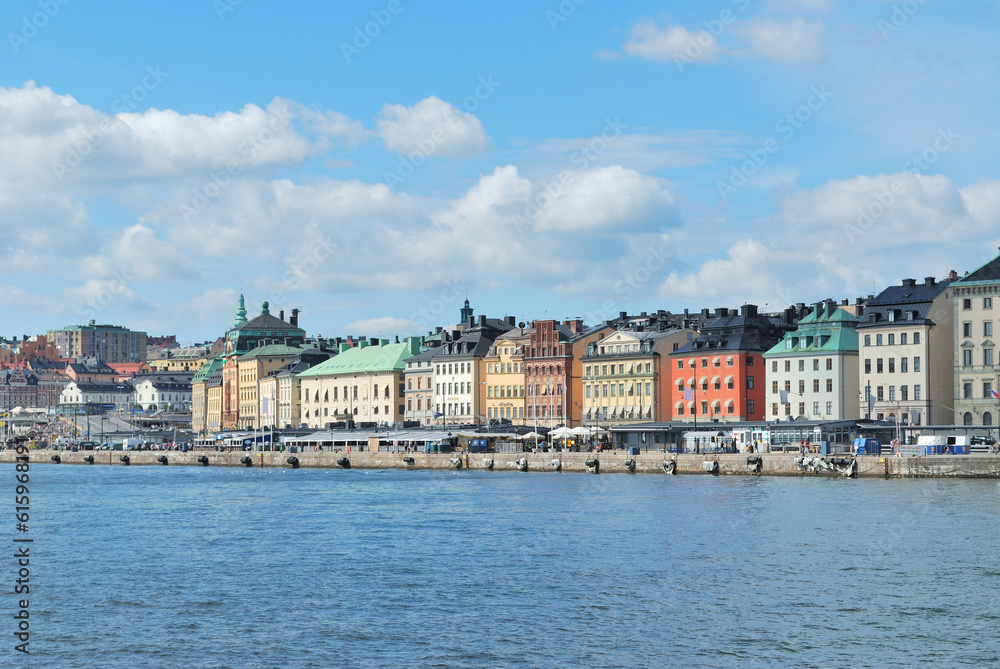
[986,322,994,337]
[772,381,778,394]
[676,360,683,370]
[864,335,871,346]
[701,401,708,415]
[986,349,994,367]
[913,332,920,344]
[877,358,883,373]
[876,334,883,346]
[900,386,908,401]
[784,380,791,392]
[714,379,721,390]
[888,358,895,373]
[702,358,708,368]
[747,356,754,366]
[914,385,921,400]
[747,400,755,415]
[963,322,973,338]
[826,379,833,392]
[785,403,791,416]
[985,382,993,399]
[826,401,833,415]
[798,402,805,416]
[901,357,908,373]
[772,402,779,416]
[865,359,871,374]
[914,357,920,372]
[889,334,895,345]
[963,298,972,310]
[877,386,884,401]
[784,360,791,372]
[900,333,907,345]
[799,380,805,394]
[963,382,973,399]
[798,360,805,372]
[813,379,820,392]
[813,401,820,415]
[772,361,778,372]
[813,359,819,371]
[701,380,708,391]
[986,297,993,309]
[747,376,754,389]
[963,350,973,367]
[889,386,896,401]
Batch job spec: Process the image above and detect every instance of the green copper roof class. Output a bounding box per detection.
[765,302,858,357]
[192,356,224,383]
[237,344,305,361]
[297,338,422,377]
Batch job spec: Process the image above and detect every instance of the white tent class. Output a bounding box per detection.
[569,426,592,437]
[549,427,573,440]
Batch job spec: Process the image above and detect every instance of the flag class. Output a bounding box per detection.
[990,389,1000,399]
[433,411,443,418]
[684,388,694,402]
[868,394,876,412]
[262,396,269,413]
[779,389,788,405]
[547,379,553,395]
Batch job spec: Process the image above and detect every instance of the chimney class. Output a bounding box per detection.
[902,278,917,288]
[785,307,795,325]
[478,314,487,326]
[619,311,627,320]
[452,330,461,341]
[924,276,936,287]
[506,316,515,326]
[741,304,759,318]
[948,269,958,281]
[701,308,710,318]
[715,307,728,318]
[841,298,848,306]
[279,309,284,322]
[290,309,299,328]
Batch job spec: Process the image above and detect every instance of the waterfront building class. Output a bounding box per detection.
[59,380,135,413]
[404,346,441,426]
[47,321,148,363]
[483,328,531,426]
[205,368,223,433]
[65,359,118,384]
[950,256,1000,426]
[133,377,192,412]
[857,275,955,425]
[264,348,334,430]
[581,325,695,426]
[191,358,223,435]
[297,337,423,429]
[764,300,861,421]
[236,344,306,429]
[670,305,793,422]
[147,344,211,372]
[431,314,515,426]
[108,362,153,382]
[25,359,69,409]
[0,368,39,412]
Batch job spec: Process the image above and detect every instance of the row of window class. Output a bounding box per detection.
[676,400,755,416]
[771,358,834,372]
[961,381,994,399]
[865,385,922,401]
[437,403,470,416]
[436,362,471,376]
[586,382,653,398]
[962,297,993,310]
[304,385,393,403]
[772,401,834,416]
[437,382,472,396]
[676,356,748,369]
[773,379,835,393]
[864,357,921,374]
[962,321,994,338]
[961,349,995,367]
[585,362,653,376]
[863,332,921,346]
[488,406,522,419]
[678,378,736,392]
[487,385,524,398]
[406,375,432,391]
[487,362,522,374]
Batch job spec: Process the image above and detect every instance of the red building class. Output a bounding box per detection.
[670,305,793,422]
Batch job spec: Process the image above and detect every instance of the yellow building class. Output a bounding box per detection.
[148,345,210,373]
[483,330,530,425]
[236,345,303,430]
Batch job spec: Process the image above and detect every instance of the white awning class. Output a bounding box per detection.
[711,376,721,385]
[626,362,634,374]
[675,401,684,409]
[626,381,634,392]
[724,375,734,385]
[712,357,721,366]
[725,399,734,408]
[699,376,709,385]
[687,376,695,386]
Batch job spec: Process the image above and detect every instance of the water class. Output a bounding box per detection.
[5,465,1000,668]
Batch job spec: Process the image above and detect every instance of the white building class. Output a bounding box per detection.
[59,381,135,413]
[133,378,192,412]
[950,255,1000,426]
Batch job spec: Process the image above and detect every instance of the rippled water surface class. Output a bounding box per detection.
[7,465,1000,668]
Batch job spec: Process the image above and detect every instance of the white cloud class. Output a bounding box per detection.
[535,130,742,172]
[623,18,724,63]
[374,96,490,158]
[660,173,1000,309]
[766,0,833,11]
[738,19,824,63]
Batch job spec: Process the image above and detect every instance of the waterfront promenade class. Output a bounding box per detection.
[5,448,1000,478]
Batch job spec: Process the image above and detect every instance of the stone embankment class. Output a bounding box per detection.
[5,449,1000,478]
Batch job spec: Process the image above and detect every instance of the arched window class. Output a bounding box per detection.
[964,412,974,425]
[984,412,993,426]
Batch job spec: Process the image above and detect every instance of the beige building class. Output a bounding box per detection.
[857,276,955,426]
[298,338,422,428]
[148,345,211,373]
[236,344,303,430]
[950,256,1000,426]
[47,321,148,363]
[483,329,530,425]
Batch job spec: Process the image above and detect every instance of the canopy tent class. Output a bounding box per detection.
[549,426,573,440]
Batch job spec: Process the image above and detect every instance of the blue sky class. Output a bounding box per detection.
[1,0,999,343]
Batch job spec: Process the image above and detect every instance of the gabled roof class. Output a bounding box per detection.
[238,344,306,361]
[954,254,1000,284]
[858,277,951,329]
[235,313,303,333]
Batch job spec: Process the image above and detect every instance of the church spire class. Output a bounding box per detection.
[234,293,247,327]
[460,297,473,324]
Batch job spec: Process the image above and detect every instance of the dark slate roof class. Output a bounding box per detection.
[405,347,442,368]
[857,277,951,329]
[71,382,135,393]
[235,313,303,332]
[673,307,791,355]
[954,254,1000,284]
